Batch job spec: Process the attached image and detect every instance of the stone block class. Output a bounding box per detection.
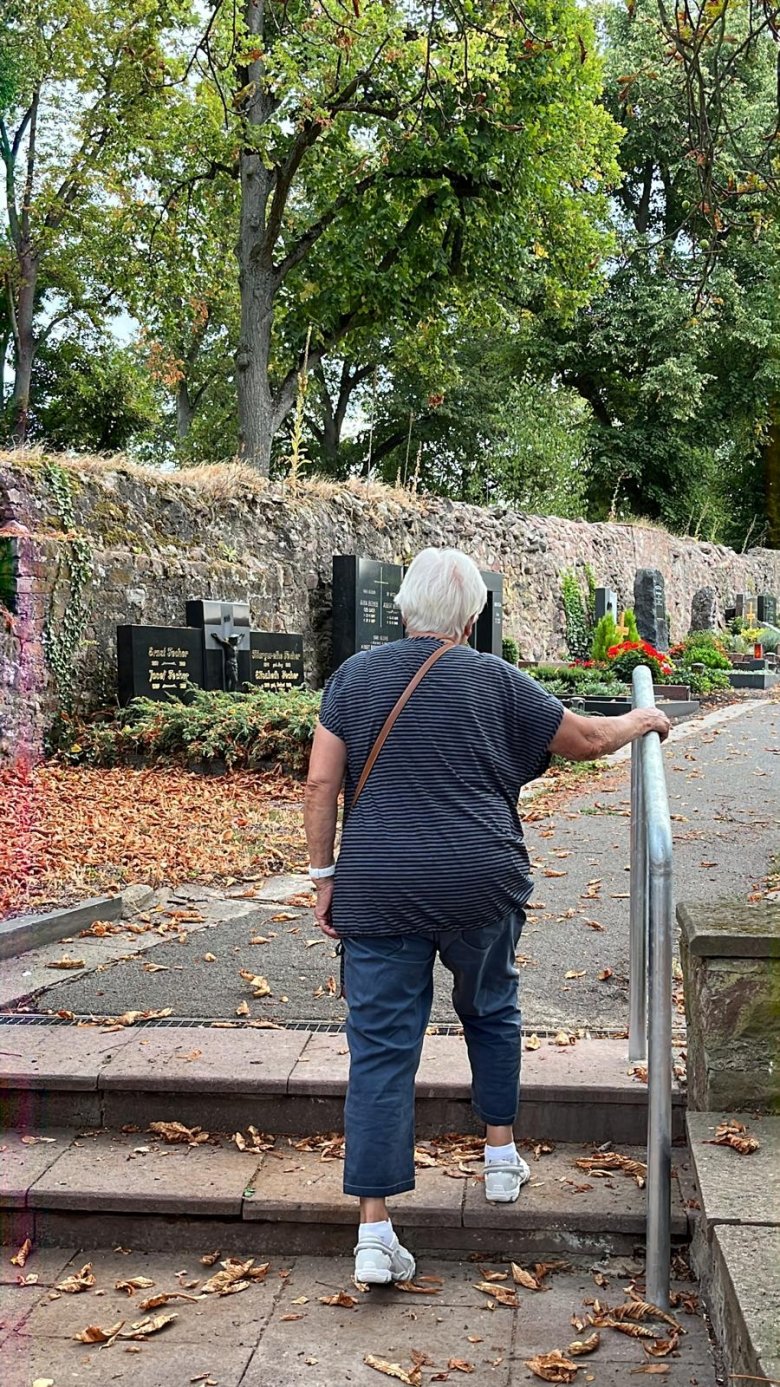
[690,585,720,631]
[679,900,780,1112]
[634,567,669,652]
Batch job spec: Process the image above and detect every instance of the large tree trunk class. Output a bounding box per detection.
[9,250,38,445]
[235,0,275,475]
[764,401,780,549]
[176,378,195,440]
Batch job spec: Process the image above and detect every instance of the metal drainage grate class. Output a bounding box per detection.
[0,1012,686,1041]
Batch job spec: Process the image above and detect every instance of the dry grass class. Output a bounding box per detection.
[0,445,424,510]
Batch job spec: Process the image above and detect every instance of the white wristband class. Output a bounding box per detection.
[308,864,336,879]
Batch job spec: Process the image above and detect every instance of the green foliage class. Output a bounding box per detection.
[560,571,593,660]
[30,339,158,453]
[678,666,731,696]
[758,627,780,653]
[623,609,641,644]
[591,613,618,662]
[529,664,625,697]
[68,687,322,773]
[502,636,519,666]
[672,631,732,669]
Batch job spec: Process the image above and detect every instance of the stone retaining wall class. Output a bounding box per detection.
[1,453,779,760]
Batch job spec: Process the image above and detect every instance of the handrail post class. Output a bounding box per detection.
[629,737,648,1062]
[631,666,673,1310]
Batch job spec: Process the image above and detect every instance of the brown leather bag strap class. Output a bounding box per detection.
[351,641,455,810]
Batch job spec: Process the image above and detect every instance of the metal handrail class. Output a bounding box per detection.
[629,665,674,1310]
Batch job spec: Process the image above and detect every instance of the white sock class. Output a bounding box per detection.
[359,1218,394,1246]
[485,1141,518,1165]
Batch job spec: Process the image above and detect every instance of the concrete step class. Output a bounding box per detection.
[0,1025,686,1145]
[0,1247,720,1387]
[2,1127,691,1260]
[685,1110,780,1383]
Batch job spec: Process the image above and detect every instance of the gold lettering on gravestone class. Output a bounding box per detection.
[251,646,300,690]
[147,645,192,692]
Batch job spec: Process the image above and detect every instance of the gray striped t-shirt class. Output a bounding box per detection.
[319,638,565,937]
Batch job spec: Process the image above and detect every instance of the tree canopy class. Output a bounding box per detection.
[1,0,778,548]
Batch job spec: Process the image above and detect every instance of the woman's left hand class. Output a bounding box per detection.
[314,878,338,938]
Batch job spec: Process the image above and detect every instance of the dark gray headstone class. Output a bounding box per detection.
[734,593,758,622]
[757,594,777,627]
[471,570,504,657]
[595,587,618,623]
[249,633,305,691]
[117,626,203,705]
[690,587,719,633]
[634,569,669,652]
[186,599,251,691]
[331,556,403,669]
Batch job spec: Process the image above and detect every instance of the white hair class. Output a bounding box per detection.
[394,548,488,640]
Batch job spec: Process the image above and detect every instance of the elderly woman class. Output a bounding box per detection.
[304,547,670,1286]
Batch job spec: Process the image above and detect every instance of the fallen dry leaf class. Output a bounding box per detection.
[10,1238,32,1268]
[285,891,316,907]
[201,1257,268,1296]
[148,1121,209,1145]
[32,1379,55,1387]
[564,970,586,979]
[524,1350,579,1382]
[394,1281,441,1295]
[200,1250,221,1266]
[364,1355,416,1384]
[597,1318,656,1339]
[644,1335,680,1357]
[20,1135,57,1145]
[601,1300,680,1330]
[115,1276,155,1295]
[575,1151,647,1187]
[525,1033,541,1050]
[57,1263,96,1293]
[511,1263,541,1290]
[74,1320,125,1344]
[249,935,271,944]
[280,1313,305,1321]
[479,1268,508,1282]
[319,1291,358,1308]
[598,968,613,981]
[707,1120,760,1155]
[45,956,85,969]
[121,1311,178,1340]
[239,969,272,998]
[202,952,216,963]
[447,1360,475,1374]
[474,1281,517,1307]
[629,1366,670,1375]
[567,1332,600,1356]
[235,1000,250,1017]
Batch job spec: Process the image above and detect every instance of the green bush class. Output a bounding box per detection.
[560,571,592,661]
[528,664,626,698]
[591,614,618,662]
[609,647,669,682]
[502,636,520,665]
[65,686,322,772]
[758,627,779,653]
[676,665,731,695]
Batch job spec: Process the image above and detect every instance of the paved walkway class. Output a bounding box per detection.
[5,697,778,1033]
[1,1247,720,1386]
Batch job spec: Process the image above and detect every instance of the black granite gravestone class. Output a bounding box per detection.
[757,594,777,627]
[634,569,669,652]
[471,569,504,656]
[250,633,305,691]
[186,599,251,691]
[117,626,203,704]
[734,592,758,622]
[331,556,403,669]
[690,586,719,633]
[595,587,618,623]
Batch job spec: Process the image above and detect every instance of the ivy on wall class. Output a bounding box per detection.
[41,462,92,710]
[561,569,593,660]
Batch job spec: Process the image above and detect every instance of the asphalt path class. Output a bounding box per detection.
[24,697,780,1033]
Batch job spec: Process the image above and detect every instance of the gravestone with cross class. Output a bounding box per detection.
[331,556,404,670]
[186,599,251,692]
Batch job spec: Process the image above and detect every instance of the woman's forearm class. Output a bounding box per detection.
[304,782,339,866]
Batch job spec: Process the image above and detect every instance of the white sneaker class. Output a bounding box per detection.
[354,1233,416,1286]
[484,1155,531,1204]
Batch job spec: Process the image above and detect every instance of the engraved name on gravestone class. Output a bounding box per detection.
[757,593,777,627]
[595,587,618,623]
[117,625,203,705]
[331,556,403,669]
[470,569,504,656]
[250,633,305,691]
[634,568,669,652]
[186,599,251,692]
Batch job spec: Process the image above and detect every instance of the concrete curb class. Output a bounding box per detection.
[0,896,123,961]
